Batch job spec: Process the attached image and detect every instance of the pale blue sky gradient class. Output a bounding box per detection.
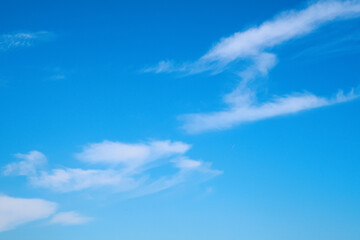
[1,0,360,239]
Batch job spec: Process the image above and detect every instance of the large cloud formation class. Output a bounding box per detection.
[146,0,360,133]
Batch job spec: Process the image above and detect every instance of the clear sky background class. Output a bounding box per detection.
[1,0,360,239]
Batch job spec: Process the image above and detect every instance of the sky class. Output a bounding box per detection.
[1,0,360,239]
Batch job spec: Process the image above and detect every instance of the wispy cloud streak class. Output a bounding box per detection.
[182,88,358,133]
[147,0,360,74]
[3,141,221,195]
[0,31,53,51]
[145,1,360,133]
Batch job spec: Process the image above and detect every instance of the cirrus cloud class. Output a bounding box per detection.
[0,31,53,51]
[145,0,360,133]
[3,140,221,195]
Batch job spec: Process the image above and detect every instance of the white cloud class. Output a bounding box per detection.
[29,160,220,194]
[173,158,203,169]
[143,60,182,73]
[0,31,52,51]
[129,157,222,198]
[144,0,360,133]
[30,168,135,193]
[50,211,92,225]
[3,151,47,176]
[0,195,57,232]
[147,0,360,74]
[237,53,277,82]
[75,140,191,168]
[4,142,220,195]
[200,1,360,68]
[182,88,358,133]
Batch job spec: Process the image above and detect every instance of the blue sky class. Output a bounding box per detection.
[1,0,360,239]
